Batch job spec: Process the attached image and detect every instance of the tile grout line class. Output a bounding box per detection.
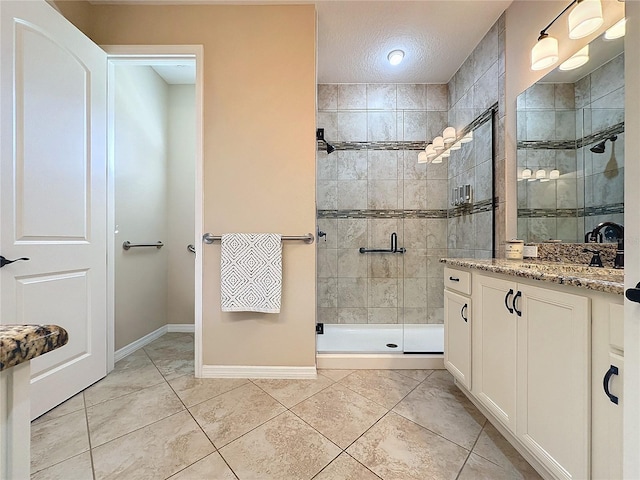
[454,418,488,480]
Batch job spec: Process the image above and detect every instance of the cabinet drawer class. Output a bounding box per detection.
[444,267,471,295]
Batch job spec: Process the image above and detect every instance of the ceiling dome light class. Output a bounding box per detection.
[559,45,589,71]
[568,0,603,39]
[443,127,456,144]
[387,50,405,66]
[605,18,626,40]
[531,33,559,71]
[417,151,428,164]
[433,136,445,152]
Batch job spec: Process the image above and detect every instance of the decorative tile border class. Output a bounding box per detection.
[317,209,448,219]
[447,198,495,218]
[517,122,624,151]
[518,203,623,218]
[318,200,497,220]
[316,103,498,153]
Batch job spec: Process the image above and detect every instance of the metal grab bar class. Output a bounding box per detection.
[202,233,315,244]
[123,241,164,250]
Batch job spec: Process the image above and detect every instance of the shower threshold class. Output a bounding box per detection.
[316,323,444,354]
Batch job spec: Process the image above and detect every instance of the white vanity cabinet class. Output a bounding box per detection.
[446,267,598,480]
[591,297,624,479]
[444,267,471,390]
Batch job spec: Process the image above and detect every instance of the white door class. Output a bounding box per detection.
[0,0,107,419]
[624,3,640,477]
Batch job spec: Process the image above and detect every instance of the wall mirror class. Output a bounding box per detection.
[516,29,624,243]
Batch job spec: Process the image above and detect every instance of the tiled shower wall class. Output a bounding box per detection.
[316,84,449,326]
[447,13,505,257]
[578,53,625,234]
[516,52,625,242]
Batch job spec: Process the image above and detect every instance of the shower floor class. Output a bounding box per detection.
[316,323,444,354]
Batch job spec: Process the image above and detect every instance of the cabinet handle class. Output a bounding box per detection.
[504,289,514,314]
[603,365,619,405]
[461,304,468,323]
[449,276,460,282]
[513,291,522,317]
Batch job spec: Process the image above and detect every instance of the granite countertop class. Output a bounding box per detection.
[0,325,69,371]
[441,258,623,295]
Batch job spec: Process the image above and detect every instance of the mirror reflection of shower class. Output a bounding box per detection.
[316,128,335,154]
[590,135,620,179]
[589,135,617,154]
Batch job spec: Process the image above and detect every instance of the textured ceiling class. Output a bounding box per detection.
[316,1,512,84]
[90,0,513,84]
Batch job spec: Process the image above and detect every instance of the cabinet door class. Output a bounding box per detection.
[516,283,590,480]
[605,352,623,480]
[444,290,471,390]
[473,274,517,432]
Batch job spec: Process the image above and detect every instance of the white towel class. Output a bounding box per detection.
[220,233,282,313]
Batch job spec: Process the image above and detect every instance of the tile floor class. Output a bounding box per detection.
[31,333,542,480]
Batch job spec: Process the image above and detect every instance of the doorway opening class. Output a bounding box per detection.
[106,47,203,376]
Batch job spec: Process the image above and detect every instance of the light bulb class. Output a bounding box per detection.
[387,50,405,66]
[417,151,428,164]
[550,169,560,179]
[522,168,532,180]
[433,136,445,152]
[531,34,559,71]
[568,0,603,40]
[536,169,546,180]
[425,144,437,160]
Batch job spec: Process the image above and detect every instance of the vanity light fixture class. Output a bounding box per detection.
[416,125,475,165]
[531,33,559,71]
[559,45,589,71]
[550,169,561,179]
[536,169,547,180]
[568,0,603,39]
[605,18,626,40]
[522,168,533,180]
[387,50,405,66]
[530,0,605,71]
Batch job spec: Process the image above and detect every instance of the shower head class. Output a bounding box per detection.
[589,135,618,154]
[316,128,336,155]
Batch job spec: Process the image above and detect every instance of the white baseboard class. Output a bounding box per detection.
[114,325,167,362]
[201,365,317,379]
[316,353,445,370]
[114,324,195,362]
[167,323,195,333]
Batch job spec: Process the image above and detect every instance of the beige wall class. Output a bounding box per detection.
[64,4,317,367]
[167,85,196,325]
[114,65,169,349]
[504,0,625,239]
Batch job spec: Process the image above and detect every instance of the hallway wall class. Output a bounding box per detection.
[114,65,169,350]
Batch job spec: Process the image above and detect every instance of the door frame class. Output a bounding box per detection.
[103,45,204,375]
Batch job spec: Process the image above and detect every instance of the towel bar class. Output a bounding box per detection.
[123,241,163,250]
[203,233,314,244]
